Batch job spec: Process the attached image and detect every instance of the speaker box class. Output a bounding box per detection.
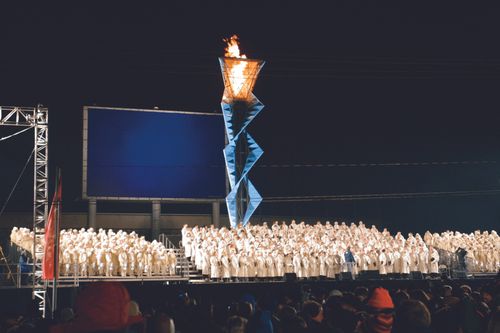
[410,271,423,280]
[340,272,353,280]
[284,273,297,282]
[359,271,380,280]
[452,270,467,279]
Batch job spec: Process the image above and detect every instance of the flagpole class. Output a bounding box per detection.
[51,168,61,319]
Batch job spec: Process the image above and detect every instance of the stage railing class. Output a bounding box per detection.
[436,248,478,275]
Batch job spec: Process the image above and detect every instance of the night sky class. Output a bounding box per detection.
[1,2,500,234]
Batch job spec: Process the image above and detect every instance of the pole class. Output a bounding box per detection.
[152,201,161,241]
[88,199,97,229]
[51,168,61,319]
[212,201,220,227]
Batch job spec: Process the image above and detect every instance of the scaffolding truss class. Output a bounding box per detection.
[0,105,49,317]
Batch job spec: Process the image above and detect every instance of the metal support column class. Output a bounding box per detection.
[152,201,161,241]
[32,105,49,318]
[0,105,49,317]
[212,201,220,227]
[88,199,97,229]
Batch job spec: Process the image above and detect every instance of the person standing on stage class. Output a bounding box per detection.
[344,246,356,279]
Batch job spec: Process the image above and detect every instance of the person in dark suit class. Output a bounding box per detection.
[344,247,356,279]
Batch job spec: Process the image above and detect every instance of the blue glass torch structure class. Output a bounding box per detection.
[219,55,265,228]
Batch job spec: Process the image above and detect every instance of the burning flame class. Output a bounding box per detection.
[224,35,247,59]
[223,35,248,99]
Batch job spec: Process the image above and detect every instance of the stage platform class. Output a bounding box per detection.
[0,275,496,315]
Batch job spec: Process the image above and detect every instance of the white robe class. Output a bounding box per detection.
[401,252,411,274]
[326,256,335,278]
[379,253,387,275]
[266,256,275,277]
[361,254,371,272]
[284,255,293,274]
[231,254,240,277]
[276,254,285,277]
[221,256,231,279]
[202,252,210,276]
[319,255,327,276]
[410,251,419,272]
[418,251,429,274]
[210,256,220,279]
[392,251,401,274]
[369,253,378,271]
[310,256,319,277]
[302,255,310,278]
[293,254,302,278]
[429,249,439,274]
[386,252,394,274]
[239,254,248,278]
[256,256,266,278]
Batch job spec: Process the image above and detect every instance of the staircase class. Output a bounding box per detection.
[158,234,204,281]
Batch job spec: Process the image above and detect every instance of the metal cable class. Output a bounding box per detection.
[258,160,498,168]
[0,126,33,142]
[0,148,35,218]
[264,189,500,202]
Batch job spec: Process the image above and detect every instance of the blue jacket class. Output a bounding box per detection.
[344,250,355,263]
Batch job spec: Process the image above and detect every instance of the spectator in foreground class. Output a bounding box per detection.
[149,313,175,333]
[355,287,394,333]
[49,282,137,333]
[301,300,324,333]
[226,315,247,333]
[392,299,431,333]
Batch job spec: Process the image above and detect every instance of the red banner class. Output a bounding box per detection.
[42,173,62,280]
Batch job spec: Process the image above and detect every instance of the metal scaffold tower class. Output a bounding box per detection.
[0,105,49,317]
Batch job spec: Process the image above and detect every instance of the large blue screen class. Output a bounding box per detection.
[84,107,226,199]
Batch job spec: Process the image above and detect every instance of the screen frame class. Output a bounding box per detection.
[82,106,226,203]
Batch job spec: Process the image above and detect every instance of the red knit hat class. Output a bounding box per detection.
[50,282,130,333]
[367,288,394,309]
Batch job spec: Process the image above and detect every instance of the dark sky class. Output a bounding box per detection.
[1,2,500,234]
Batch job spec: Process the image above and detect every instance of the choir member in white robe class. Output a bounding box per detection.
[128,249,137,277]
[248,252,258,281]
[293,252,302,278]
[79,249,89,277]
[310,254,319,279]
[319,252,327,278]
[210,253,220,281]
[392,249,401,276]
[418,248,429,274]
[369,251,378,272]
[353,252,361,277]
[325,254,335,279]
[194,245,203,271]
[168,250,177,275]
[302,253,310,279]
[201,250,210,279]
[184,232,193,260]
[333,252,343,277]
[379,250,387,276]
[256,252,267,280]
[266,252,275,279]
[410,248,420,272]
[221,252,231,281]
[401,250,411,276]
[118,249,128,277]
[284,253,294,274]
[239,252,249,281]
[276,251,285,279]
[230,250,240,281]
[386,250,394,277]
[428,246,439,276]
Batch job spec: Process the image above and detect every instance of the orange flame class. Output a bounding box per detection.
[224,35,247,59]
[223,35,248,99]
